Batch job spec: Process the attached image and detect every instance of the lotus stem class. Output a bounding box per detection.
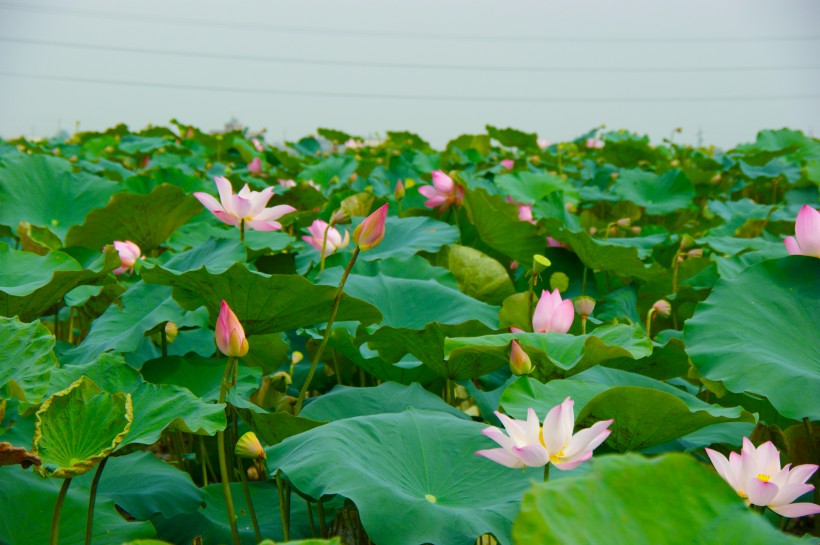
[240,219,245,243]
[645,308,655,339]
[84,457,109,545]
[543,463,550,482]
[161,327,168,358]
[581,316,588,335]
[199,436,209,486]
[276,471,290,541]
[306,498,317,537]
[295,247,360,413]
[217,356,241,545]
[50,477,72,545]
[317,497,328,538]
[236,459,262,543]
[319,222,331,272]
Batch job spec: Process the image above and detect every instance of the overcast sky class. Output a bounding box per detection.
[1,0,819,148]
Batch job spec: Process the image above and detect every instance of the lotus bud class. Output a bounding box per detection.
[330,207,351,225]
[574,296,596,319]
[615,217,631,228]
[247,157,262,174]
[549,272,569,293]
[532,254,551,275]
[164,322,178,343]
[631,226,642,234]
[500,159,514,170]
[652,300,672,318]
[215,300,249,357]
[353,203,389,251]
[509,340,533,376]
[246,465,260,481]
[509,260,519,271]
[537,137,550,150]
[394,180,405,200]
[235,432,266,461]
[291,351,304,365]
[687,248,703,258]
[112,240,142,275]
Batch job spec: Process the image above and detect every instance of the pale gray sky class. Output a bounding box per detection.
[1,0,819,147]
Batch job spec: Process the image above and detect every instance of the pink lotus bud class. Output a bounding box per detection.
[500,159,514,170]
[394,180,405,200]
[509,340,533,376]
[574,296,596,319]
[546,237,567,249]
[518,204,534,224]
[652,300,672,318]
[533,289,574,334]
[353,203,389,251]
[585,138,605,149]
[537,137,550,150]
[112,240,142,275]
[509,260,519,271]
[784,205,820,258]
[251,138,264,152]
[247,157,262,174]
[216,300,249,357]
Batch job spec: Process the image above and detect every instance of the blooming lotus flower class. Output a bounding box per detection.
[278,179,296,189]
[215,300,249,358]
[537,137,550,150]
[344,139,363,150]
[247,157,262,174]
[302,219,350,255]
[476,398,613,470]
[251,138,264,152]
[533,289,574,334]
[784,205,820,258]
[706,438,820,518]
[585,138,605,149]
[193,176,296,231]
[418,170,464,212]
[506,197,536,224]
[500,159,514,170]
[353,204,389,251]
[112,240,141,275]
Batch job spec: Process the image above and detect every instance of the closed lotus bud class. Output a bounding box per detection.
[500,159,514,170]
[291,351,304,365]
[532,254,551,275]
[509,260,519,271]
[588,227,597,236]
[631,226,642,234]
[247,157,262,174]
[215,301,249,357]
[652,300,672,318]
[330,207,351,225]
[353,203,389,251]
[615,217,631,228]
[394,180,405,200]
[235,432,266,461]
[509,340,533,376]
[164,322,178,343]
[246,465,260,481]
[688,248,703,258]
[574,296,596,319]
[549,272,570,293]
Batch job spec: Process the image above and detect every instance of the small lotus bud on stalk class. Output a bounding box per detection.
[353,204,389,251]
[564,202,577,213]
[687,248,704,258]
[394,180,405,200]
[530,155,541,165]
[670,159,680,167]
[164,322,178,344]
[588,227,597,236]
[500,159,514,170]
[215,301,249,358]
[631,226,642,235]
[509,260,519,271]
[246,465,260,481]
[330,208,351,225]
[509,340,534,376]
[615,217,631,228]
[646,299,672,339]
[710,173,722,184]
[549,272,569,293]
[574,296,596,335]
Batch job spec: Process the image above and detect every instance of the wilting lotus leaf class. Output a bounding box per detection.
[0,316,58,405]
[33,376,132,478]
[513,453,801,545]
[0,441,41,468]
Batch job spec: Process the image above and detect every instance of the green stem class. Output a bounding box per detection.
[276,472,290,541]
[161,327,168,358]
[50,478,72,545]
[645,308,655,339]
[295,247,360,413]
[581,317,587,335]
[237,459,262,543]
[84,457,108,545]
[317,497,328,538]
[199,436,209,486]
[446,379,456,406]
[543,463,550,482]
[306,498,317,537]
[527,271,536,327]
[581,266,588,296]
[217,356,241,545]
[67,307,75,344]
[240,219,245,243]
[319,223,331,272]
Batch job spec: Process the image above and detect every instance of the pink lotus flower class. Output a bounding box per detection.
[278,179,297,189]
[353,203,389,251]
[784,205,820,258]
[506,197,536,224]
[546,236,568,249]
[537,138,550,150]
[500,159,514,170]
[247,157,262,174]
[418,170,464,212]
[344,139,363,150]
[251,138,264,152]
[215,300,249,358]
[476,398,613,470]
[302,219,350,255]
[112,240,142,275]
[706,438,820,518]
[585,138,605,149]
[194,176,296,231]
[533,289,574,334]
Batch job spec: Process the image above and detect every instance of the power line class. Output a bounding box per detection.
[2,36,819,74]
[3,71,819,104]
[1,2,820,44]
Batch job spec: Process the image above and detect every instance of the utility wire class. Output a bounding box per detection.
[2,36,819,74]
[1,2,820,44]
[2,71,819,103]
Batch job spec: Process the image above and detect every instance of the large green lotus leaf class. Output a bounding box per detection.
[462,188,545,264]
[0,154,120,239]
[267,410,541,545]
[0,316,58,405]
[513,453,800,545]
[440,244,515,305]
[140,354,262,403]
[143,262,382,335]
[685,256,820,420]
[550,230,663,281]
[318,269,498,329]
[0,242,119,321]
[603,336,691,380]
[65,184,202,251]
[611,168,695,214]
[0,468,156,544]
[240,410,326,446]
[445,325,652,380]
[494,172,578,204]
[366,321,498,380]
[151,481,313,545]
[33,376,133,478]
[486,125,538,150]
[300,382,467,421]
[44,354,226,448]
[357,216,459,262]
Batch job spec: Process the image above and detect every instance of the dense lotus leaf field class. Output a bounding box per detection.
[0,123,818,545]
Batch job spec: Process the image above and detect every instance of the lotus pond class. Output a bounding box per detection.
[0,124,818,545]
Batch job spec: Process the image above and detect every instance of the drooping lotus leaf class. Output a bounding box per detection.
[0,316,58,405]
[549,229,664,281]
[445,325,652,380]
[611,168,695,215]
[0,441,41,468]
[513,453,801,545]
[685,256,820,421]
[267,410,540,545]
[240,410,326,446]
[33,376,133,478]
[300,382,468,422]
[0,468,157,544]
[0,154,120,240]
[44,354,226,448]
[440,244,516,305]
[356,216,459,262]
[0,242,119,321]
[142,262,382,335]
[65,184,202,251]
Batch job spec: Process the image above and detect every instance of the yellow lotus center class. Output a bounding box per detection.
[757,474,770,483]
[424,494,437,503]
[539,427,565,461]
